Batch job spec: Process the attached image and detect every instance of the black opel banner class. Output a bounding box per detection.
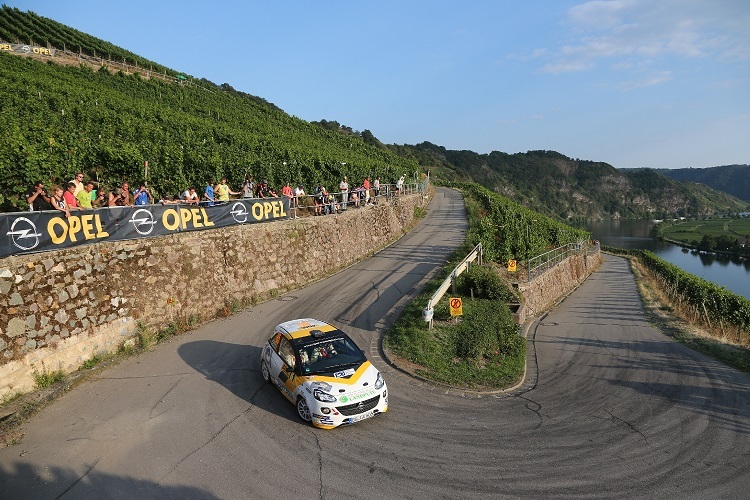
[0,198,290,259]
[0,43,56,56]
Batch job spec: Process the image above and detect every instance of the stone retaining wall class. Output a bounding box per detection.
[519,248,602,319]
[0,192,428,397]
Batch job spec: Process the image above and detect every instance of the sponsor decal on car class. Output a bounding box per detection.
[333,368,356,378]
[338,389,377,404]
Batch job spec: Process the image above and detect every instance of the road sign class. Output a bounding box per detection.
[507,259,517,272]
[449,297,463,317]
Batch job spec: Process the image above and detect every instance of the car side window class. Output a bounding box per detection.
[269,332,281,352]
[278,337,296,370]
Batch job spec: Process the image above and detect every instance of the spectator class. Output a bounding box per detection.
[325,193,338,215]
[396,175,405,194]
[69,172,85,196]
[63,182,82,211]
[313,185,325,215]
[242,175,255,198]
[281,182,293,204]
[204,179,216,206]
[182,187,200,205]
[293,184,305,209]
[363,176,371,205]
[133,183,154,206]
[108,182,133,207]
[215,177,239,202]
[160,194,180,205]
[76,181,97,209]
[26,181,52,212]
[50,186,70,218]
[339,176,349,210]
[373,177,380,197]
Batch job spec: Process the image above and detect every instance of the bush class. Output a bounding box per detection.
[457,265,517,302]
[451,301,522,361]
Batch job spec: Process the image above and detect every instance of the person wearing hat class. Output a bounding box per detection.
[255,179,270,198]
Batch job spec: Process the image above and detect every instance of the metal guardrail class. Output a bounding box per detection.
[422,243,483,326]
[527,240,598,281]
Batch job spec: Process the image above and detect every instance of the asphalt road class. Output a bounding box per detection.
[2,187,750,499]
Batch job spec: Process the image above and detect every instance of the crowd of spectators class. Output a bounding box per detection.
[24,171,400,218]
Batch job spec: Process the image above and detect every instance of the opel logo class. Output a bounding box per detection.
[21,45,31,53]
[230,202,248,223]
[129,208,157,235]
[7,217,42,251]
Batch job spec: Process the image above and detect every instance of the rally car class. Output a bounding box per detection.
[260,318,388,429]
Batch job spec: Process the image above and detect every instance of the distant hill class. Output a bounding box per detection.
[652,165,750,202]
[386,143,748,220]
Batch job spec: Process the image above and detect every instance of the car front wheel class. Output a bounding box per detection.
[261,361,270,383]
[296,397,312,422]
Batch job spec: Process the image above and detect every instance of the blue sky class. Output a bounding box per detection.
[7,1,750,169]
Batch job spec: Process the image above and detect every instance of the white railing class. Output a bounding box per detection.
[422,243,483,326]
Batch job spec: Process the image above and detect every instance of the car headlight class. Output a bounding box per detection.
[374,372,385,390]
[313,388,337,403]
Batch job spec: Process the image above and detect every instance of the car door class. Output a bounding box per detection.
[270,336,298,402]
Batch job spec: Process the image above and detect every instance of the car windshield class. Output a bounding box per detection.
[296,334,366,376]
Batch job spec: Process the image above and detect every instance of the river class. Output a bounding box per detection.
[583,219,750,300]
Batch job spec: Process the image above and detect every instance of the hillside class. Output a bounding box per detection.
[0,7,418,210]
[386,142,747,221]
[653,165,750,202]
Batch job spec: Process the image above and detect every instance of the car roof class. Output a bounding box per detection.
[275,318,338,340]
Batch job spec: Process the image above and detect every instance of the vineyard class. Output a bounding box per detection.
[605,246,750,343]
[459,182,590,265]
[0,7,419,210]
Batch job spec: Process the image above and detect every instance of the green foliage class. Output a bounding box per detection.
[388,143,747,220]
[660,218,750,256]
[0,48,419,210]
[460,182,589,264]
[451,301,522,361]
[658,164,750,202]
[32,369,65,388]
[605,246,750,334]
[457,265,518,302]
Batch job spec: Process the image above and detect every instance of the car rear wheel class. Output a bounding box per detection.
[296,397,312,422]
[261,361,270,382]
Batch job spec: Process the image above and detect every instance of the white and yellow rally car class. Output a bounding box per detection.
[260,318,388,429]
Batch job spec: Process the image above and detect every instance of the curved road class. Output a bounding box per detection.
[2,188,750,498]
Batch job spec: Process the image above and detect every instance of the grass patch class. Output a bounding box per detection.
[385,263,525,389]
[32,369,65,389]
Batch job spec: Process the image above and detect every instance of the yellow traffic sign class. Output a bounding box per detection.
[449,297,463,317]
[507,260,517,272]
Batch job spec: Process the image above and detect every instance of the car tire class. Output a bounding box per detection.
[261,361,270,383]
[296,397,312,422]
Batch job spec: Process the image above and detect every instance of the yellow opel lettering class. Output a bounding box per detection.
[162,209,179,231]
[251,203,263,220]
[94,214,109,238]
[190,208,203,228]
[272,201,280,218]
[179,208,192,229]
[0,44,11,51]
[48,217,68,245]
[263,202,273,219]
[81,214,96,240]
[200,208,214,226]
[67,216,82,242]
[279,201,287,217]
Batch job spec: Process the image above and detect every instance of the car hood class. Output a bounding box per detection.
[302,361,382,402]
